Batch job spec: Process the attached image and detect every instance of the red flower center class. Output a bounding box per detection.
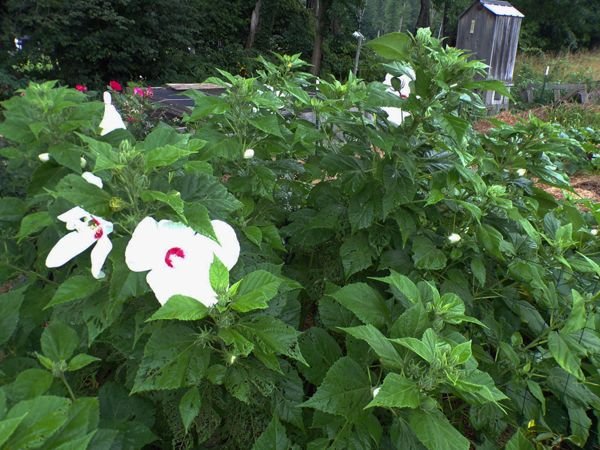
[165,247,185,268]
[90,218,103,239]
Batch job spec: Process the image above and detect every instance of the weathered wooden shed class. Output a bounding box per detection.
[456,0,524,110]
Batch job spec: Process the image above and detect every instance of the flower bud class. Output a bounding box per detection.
[80,157,87,168]
[38,153,50,162]
[372,387,381,398]
[516,168,527,177]
[448,233,461,244]
[243,148,255,159]
[591,228,598,236]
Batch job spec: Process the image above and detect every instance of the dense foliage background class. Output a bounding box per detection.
[1,0,599,95]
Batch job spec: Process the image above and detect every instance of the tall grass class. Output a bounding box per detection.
[516,48,600,84]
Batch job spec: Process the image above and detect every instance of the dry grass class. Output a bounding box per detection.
[516,48,600,83]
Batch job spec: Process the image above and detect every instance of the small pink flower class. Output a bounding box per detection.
[133,87,144,97]
[75,84,88,92]
[109,80,122,92]
[144,86,154,98]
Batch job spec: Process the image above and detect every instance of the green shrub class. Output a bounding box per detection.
[1,30,600,449]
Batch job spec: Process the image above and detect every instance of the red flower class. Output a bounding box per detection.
[75,84,88,92]
[109,80,122,92]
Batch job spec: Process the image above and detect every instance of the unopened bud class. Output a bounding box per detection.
[516,168,526,177]
[80,157,87,168]
[448,233,461,244]
[243,149,255,159]
[372,387,381,398]
[38,153,50,162]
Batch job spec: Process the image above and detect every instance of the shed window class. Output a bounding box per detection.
[470,20,476,34]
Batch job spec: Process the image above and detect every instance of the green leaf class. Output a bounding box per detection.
[67,353,101,371]
[408,409,470,450]
[390,301,430,338]
[252,415,291,450]
[505,428,535,450]
[249,115,283,138]
[5,369,53,402]
[439,114,469,144]
[54,174,111,216]
[41,322,79,362]
[0,287,25,345]
[340,325,402,369]
[470,257,486,287]
[184,92,228,120]
[301,356,371,422]
[366,373,422,409]
[147,295,210,321]
[209,256,229,295]
[231,270,282,313]
[450,341,472,365]
[412,236,447,271]
[17,211,53,239]
[526,380,546,414]
[46,274,102,309]
[329,283,390,329]
[367,32,411,60]
[243,225,263,247]
[141,190,185,220]
[0,414,28,448]
[179,387,201,434]
[340,233,375,279]
[78,134,124,171]
[132,324,211,392]
[184,203,215,239]
[562,290,586,334]
[476,224,505,261]
[239,316,306,364]
[371,270,420,303]
[548,331,584,380]
[144,144,198,171]
[298,328,343,385]
[452,369,508,408]
[43,397,99,449]
[0,197,26,222]
[4,396,71,449]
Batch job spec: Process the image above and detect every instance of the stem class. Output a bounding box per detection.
[0,261,58,285]
[60,373,76,401]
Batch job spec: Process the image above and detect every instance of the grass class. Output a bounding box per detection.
[515,47,600,84]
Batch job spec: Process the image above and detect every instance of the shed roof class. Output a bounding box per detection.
[460,0,524,19]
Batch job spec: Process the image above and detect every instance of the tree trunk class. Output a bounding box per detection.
[416,0,431,29]
[310,0,329,76]
[245,0,262,49]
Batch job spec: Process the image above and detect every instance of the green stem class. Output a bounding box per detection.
[60,373,76,401]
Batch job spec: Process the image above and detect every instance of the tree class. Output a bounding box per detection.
[415,0,431,29]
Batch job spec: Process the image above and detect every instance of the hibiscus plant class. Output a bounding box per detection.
[1,30,600,450]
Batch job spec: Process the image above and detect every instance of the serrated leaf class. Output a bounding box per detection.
[43,397,99,449]
[132,324,210,392]
[366,373,421,409]
[450,341,472,365]
[6,369,53,402]
[244,225,263,247]
[67,353,101,371]
[298,328,343,385]
[301,356,371,422]
[340,325,402,369]
[252,415,290,450]
[412,236,447,271]
[505,429,535,450]
[46,274,102,309]
[54,174,111,216]
[249,115,283,138]
[340,233,374,278]
[470,257,486,287]
[239,316,306,365]
[371,270,420,303]
[41,322,79,362]
[141,190,185,220]
[409,409,470,450]
[147,295,210,321]
[329,283,390,329]
[209,257,229,295]
[184,202,215,239]
[231,270,281,313]
[548,331,584,380]
[562,290,586,334]
[179,387,201,434]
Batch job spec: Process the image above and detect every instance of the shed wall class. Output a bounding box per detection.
[489,15,522,82]
[456,6,496,67]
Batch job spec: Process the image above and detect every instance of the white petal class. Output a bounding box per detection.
[382,107,410,126]
[81,172,103,189]
[146,265,217,307]
[46,231,96,268]
[57,207,89,228]
[90,236,113,279]
[125,217,160,272]
[38,153,50,162]
[99,92,126,135]
[210,220,240,270]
